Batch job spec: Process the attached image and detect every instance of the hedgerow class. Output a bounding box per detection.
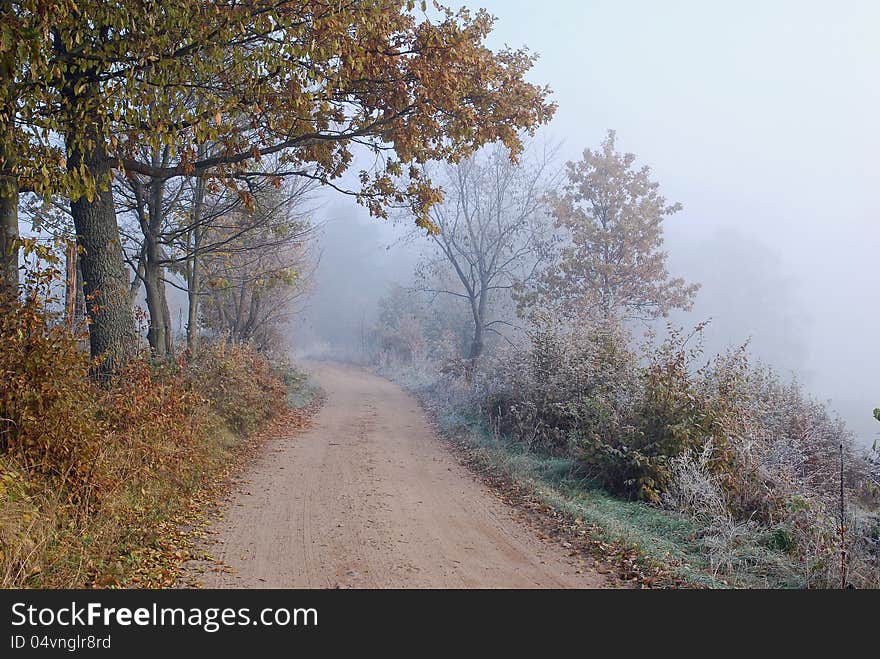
[0,285,292,587]
[459,321,880,587]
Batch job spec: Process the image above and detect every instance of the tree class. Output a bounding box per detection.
[115,143,274,358]
[114,145,182,358]
[0,0,18,295]
[519,131,698,324]
[0,0,74,296]
[416,142,554,359]
[180,154,207,355]
[199,182,314,351]
[7,1,554,370]
[370,284,428,365]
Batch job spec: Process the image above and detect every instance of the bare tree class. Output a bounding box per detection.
[199,182,315,351]
[116,145,310,358]
[115,145,185,357]
[415,142,556,360]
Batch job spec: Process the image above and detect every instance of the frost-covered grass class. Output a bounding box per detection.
[434,407,810,588]
[371,330,879,589]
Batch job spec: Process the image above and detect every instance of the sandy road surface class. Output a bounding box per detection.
[192,361,606,588]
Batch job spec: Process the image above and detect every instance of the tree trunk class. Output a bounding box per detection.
[74,250,86,329]
[232,282,247,343]
[142,177,173,358]
[186,252,200,354]
[186,170,206,355]
[141,241,173,358]
[0,5,18,299]
[241,288,261,344]
[142,255,166,357]
[467,303,484,359]
[468,323,484,360]
[0,167,16,298]
[128,167,173,360]
[67,139,136,372]
[127,247,145,307]
[64,240,77,328]
[162,288,173,356]
[58,46,137,372]
[467,286,488,360]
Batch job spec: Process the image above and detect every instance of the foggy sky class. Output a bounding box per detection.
[296,1,879,444]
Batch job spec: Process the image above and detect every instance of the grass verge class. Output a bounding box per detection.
[429,406,807,588]
[1,351,322,589]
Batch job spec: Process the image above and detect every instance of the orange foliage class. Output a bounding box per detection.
[1,283,297,587]
[1,292,286,506]
[0,293,104,494]
[185,343,287,437]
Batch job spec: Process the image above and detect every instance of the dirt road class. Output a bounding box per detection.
[192,361,606,588]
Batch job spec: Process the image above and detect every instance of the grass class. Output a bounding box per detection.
[0,356,319,589]
[281,366,322,409]
[434,407,808,588]
[2,415,242,588]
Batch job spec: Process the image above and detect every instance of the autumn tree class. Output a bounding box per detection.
[113,146,183,357]
[0,1,75,296]
[519,131,698,324]
[415,142,555,359]
[5,1,553,370]
[179,153,207,355]
[199,183,314,351]
[167,152,253,356]
[115,144,288,358]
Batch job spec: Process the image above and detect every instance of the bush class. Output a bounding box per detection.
[575,326,741,502]
[185,342,287,436]
[0,294,106,495]
[472,319,877,586]
[0,286,292,586]
[478,323,738,502]
[479,323,640,458]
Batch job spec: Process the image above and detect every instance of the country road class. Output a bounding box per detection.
[191,361,607,588]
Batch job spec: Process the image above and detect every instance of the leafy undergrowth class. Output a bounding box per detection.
[127,394,323,589]
[1,375,321,589]
[431,408,809,589]
[0,294,322,588]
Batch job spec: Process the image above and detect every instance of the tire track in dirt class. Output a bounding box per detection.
[189,361,608,588]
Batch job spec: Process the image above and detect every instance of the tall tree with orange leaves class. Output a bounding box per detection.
[518,131,697,325]
[5,1,555,370]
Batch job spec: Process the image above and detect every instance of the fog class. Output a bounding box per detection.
[293,0,879,445]
[290,203,419,360]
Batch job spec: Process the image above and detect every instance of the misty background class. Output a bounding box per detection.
[289,0,878,445]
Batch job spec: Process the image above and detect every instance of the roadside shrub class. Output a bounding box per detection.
[185,342,286,436]
[479,322,740,502]
[480,322,639,457]
[472,317,879,585]
[97,358,210,495]
[576,326,741,502]
[0,293,106,494]
[479,319,869,507]
[0,292,219,504]
[0,286,292,586]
